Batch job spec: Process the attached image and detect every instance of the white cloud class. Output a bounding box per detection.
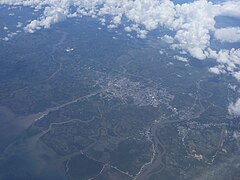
[162,35,174,44]
[1,0,240,79]
[174,55,188,62]
[209,65,226,75]
[2,37,10,41]
[217,0,240,18]
[189,47,207,60]
[209,67,221,75]
[24,6,68,33]
[207,48,240,80]
[16,22,22,28]
[233,71,240,80]
[124,26,132,32]
[228,98,240,116]
[159,49,164,55]
[215,27,240,43]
